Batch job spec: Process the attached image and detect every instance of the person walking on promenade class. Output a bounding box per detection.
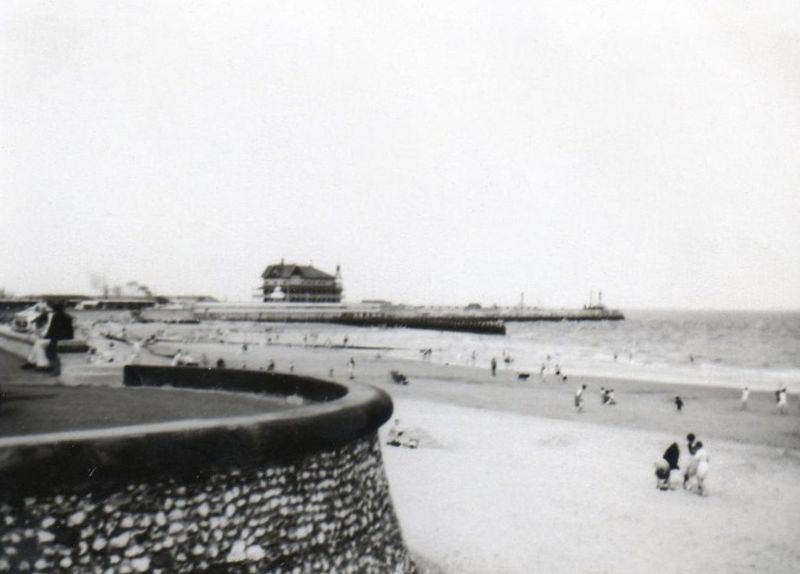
[21,301,74,374]
[575,384,587,412]
[491,357,497,376]
[741,386,750,410]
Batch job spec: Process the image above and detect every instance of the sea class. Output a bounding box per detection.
[236,310,800,393]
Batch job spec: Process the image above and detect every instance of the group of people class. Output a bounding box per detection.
[599,386,617,405]
[655,433,710,495]
[386,418,419,449]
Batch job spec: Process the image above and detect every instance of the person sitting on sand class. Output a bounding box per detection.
[606,389,616,405]
[387,419,404,447]
[655,442,681,491]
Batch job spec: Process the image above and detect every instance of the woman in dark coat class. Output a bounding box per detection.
[655,442,681,490]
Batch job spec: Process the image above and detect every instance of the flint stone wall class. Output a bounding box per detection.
[0,366,415,573]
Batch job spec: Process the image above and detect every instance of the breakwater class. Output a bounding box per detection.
[0,366,415,573]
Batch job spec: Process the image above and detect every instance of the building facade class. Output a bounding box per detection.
[261,262,343,303]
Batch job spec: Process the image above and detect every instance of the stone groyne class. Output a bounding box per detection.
[0,366,415,574]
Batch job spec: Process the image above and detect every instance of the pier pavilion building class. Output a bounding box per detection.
[261,261,343,303]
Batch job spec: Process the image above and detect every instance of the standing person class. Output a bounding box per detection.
[741,386,750,410]
[575,384,587,412]
[692,441,710,496]
[21,304,53,370]
[655,442,681,491]
[22,302,75,373]
[43,301,74,374]
[674,396,684,412]
[347,357,355,380]
[776,386,788,414]
[683,433,699,488]
[539,363,546,378]
[490,357,497,377]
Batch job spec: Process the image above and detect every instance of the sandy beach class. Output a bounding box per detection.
[58,321,800,573]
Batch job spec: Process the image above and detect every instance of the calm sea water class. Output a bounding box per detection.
[248,310,799,392]
[208,310,800,392]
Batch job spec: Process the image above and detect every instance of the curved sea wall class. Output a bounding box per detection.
[0,367,415,573]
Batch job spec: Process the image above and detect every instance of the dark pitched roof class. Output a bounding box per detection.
[261,263,336,280]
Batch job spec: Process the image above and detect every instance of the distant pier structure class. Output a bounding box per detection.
[194,301,624,335]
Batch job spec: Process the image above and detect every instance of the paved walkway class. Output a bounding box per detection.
[0,350,295,438]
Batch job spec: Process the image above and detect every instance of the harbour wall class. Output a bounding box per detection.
[0,366,415,573]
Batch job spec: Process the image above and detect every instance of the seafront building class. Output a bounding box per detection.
[261,261,343,303]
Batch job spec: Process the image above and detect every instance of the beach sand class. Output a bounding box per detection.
[73,324,800,573]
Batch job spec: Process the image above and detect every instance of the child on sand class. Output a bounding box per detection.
[674,396,684,412]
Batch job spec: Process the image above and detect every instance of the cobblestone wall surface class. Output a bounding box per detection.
[0,434,415,574]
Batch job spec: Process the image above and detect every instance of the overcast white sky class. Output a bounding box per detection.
[2,1,799,309]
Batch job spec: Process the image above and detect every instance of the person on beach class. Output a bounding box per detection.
[683,433,699,488]
[348,357,355,380]
[387,419,404,447]
[741,386,750,410]
[575,384,586,412]
[539,363,546,378]
[675,396,684,412]
[776,386,787,414]
[655,442,681,490]
[684,441,711,495]
[491,357,497,376]
[692,441,710,495]
[555,364,561,377]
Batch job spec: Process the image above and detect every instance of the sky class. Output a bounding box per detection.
[2,1,799,310]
